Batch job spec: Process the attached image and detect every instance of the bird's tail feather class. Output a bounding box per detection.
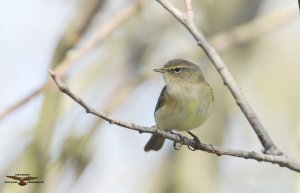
[144,134,165,152]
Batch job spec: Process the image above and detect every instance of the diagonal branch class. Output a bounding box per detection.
[0,2,141,121]
[49,70,300,173]
[156,0,281,155]
[52,0,107,67]
[210,5,297,52]
[1,4,295,122]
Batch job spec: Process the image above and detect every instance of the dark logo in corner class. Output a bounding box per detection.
[5,174,44,186]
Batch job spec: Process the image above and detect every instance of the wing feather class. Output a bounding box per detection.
[154,86,167,113]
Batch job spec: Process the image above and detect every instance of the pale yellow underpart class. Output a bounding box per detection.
[155,81,213,131]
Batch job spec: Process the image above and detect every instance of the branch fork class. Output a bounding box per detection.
[157,0,283,155]
[50,70,300,173]
[47,0,300,173]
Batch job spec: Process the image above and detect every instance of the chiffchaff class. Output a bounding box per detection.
[144,59,214,152]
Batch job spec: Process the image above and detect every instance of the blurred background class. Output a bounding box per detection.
[1,0,300,192]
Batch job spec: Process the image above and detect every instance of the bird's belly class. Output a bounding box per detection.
[155,101,211,131]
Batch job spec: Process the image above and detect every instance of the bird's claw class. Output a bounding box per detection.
[173,142,182,150]
[170,131,188,150]
[187,131,201,151]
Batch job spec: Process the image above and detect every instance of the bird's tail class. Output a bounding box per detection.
[144,134,165,152]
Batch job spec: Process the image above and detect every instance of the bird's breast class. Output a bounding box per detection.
[155,85,213,131]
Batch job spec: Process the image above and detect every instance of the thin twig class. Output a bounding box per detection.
[0,4,295,122]
[210,5,297,52]
[0,2,141,121]
[52,0,106,66]
[156,0,282,155]
[49,70,300,173]
[54,2,141,77]
[0,86,44,119]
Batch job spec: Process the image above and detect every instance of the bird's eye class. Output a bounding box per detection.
[174,67,181,73]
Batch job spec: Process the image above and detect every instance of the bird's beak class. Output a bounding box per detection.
[153,68,167,73]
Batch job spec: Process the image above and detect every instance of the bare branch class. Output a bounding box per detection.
[49,70,300,173]
[1,4,295,122]
[52,0,106,66]
[156,0,282,155]
[0,86,44,119]
[0,2,141,121]
[54,2,141,77]
[210,5,297,52]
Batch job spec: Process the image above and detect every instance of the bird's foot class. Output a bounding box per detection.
[169,131,188,150]
[187,131,201,151]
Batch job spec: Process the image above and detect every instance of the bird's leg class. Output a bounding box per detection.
[169,130,188,150]
[187,131,201,151]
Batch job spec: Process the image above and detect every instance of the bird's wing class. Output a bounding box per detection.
[23,177,38,181]
[202,81,214,102]
[6,176,21,181]
[154,86,167,113]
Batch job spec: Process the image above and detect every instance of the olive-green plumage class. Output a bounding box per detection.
[144,59,213,152]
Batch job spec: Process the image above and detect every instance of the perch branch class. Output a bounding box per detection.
[49,70,300,173]
[156,0,282,155]
[0,4,295,121]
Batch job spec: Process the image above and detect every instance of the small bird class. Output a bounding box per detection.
[6,176,38,186]
[144,59,214,152]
